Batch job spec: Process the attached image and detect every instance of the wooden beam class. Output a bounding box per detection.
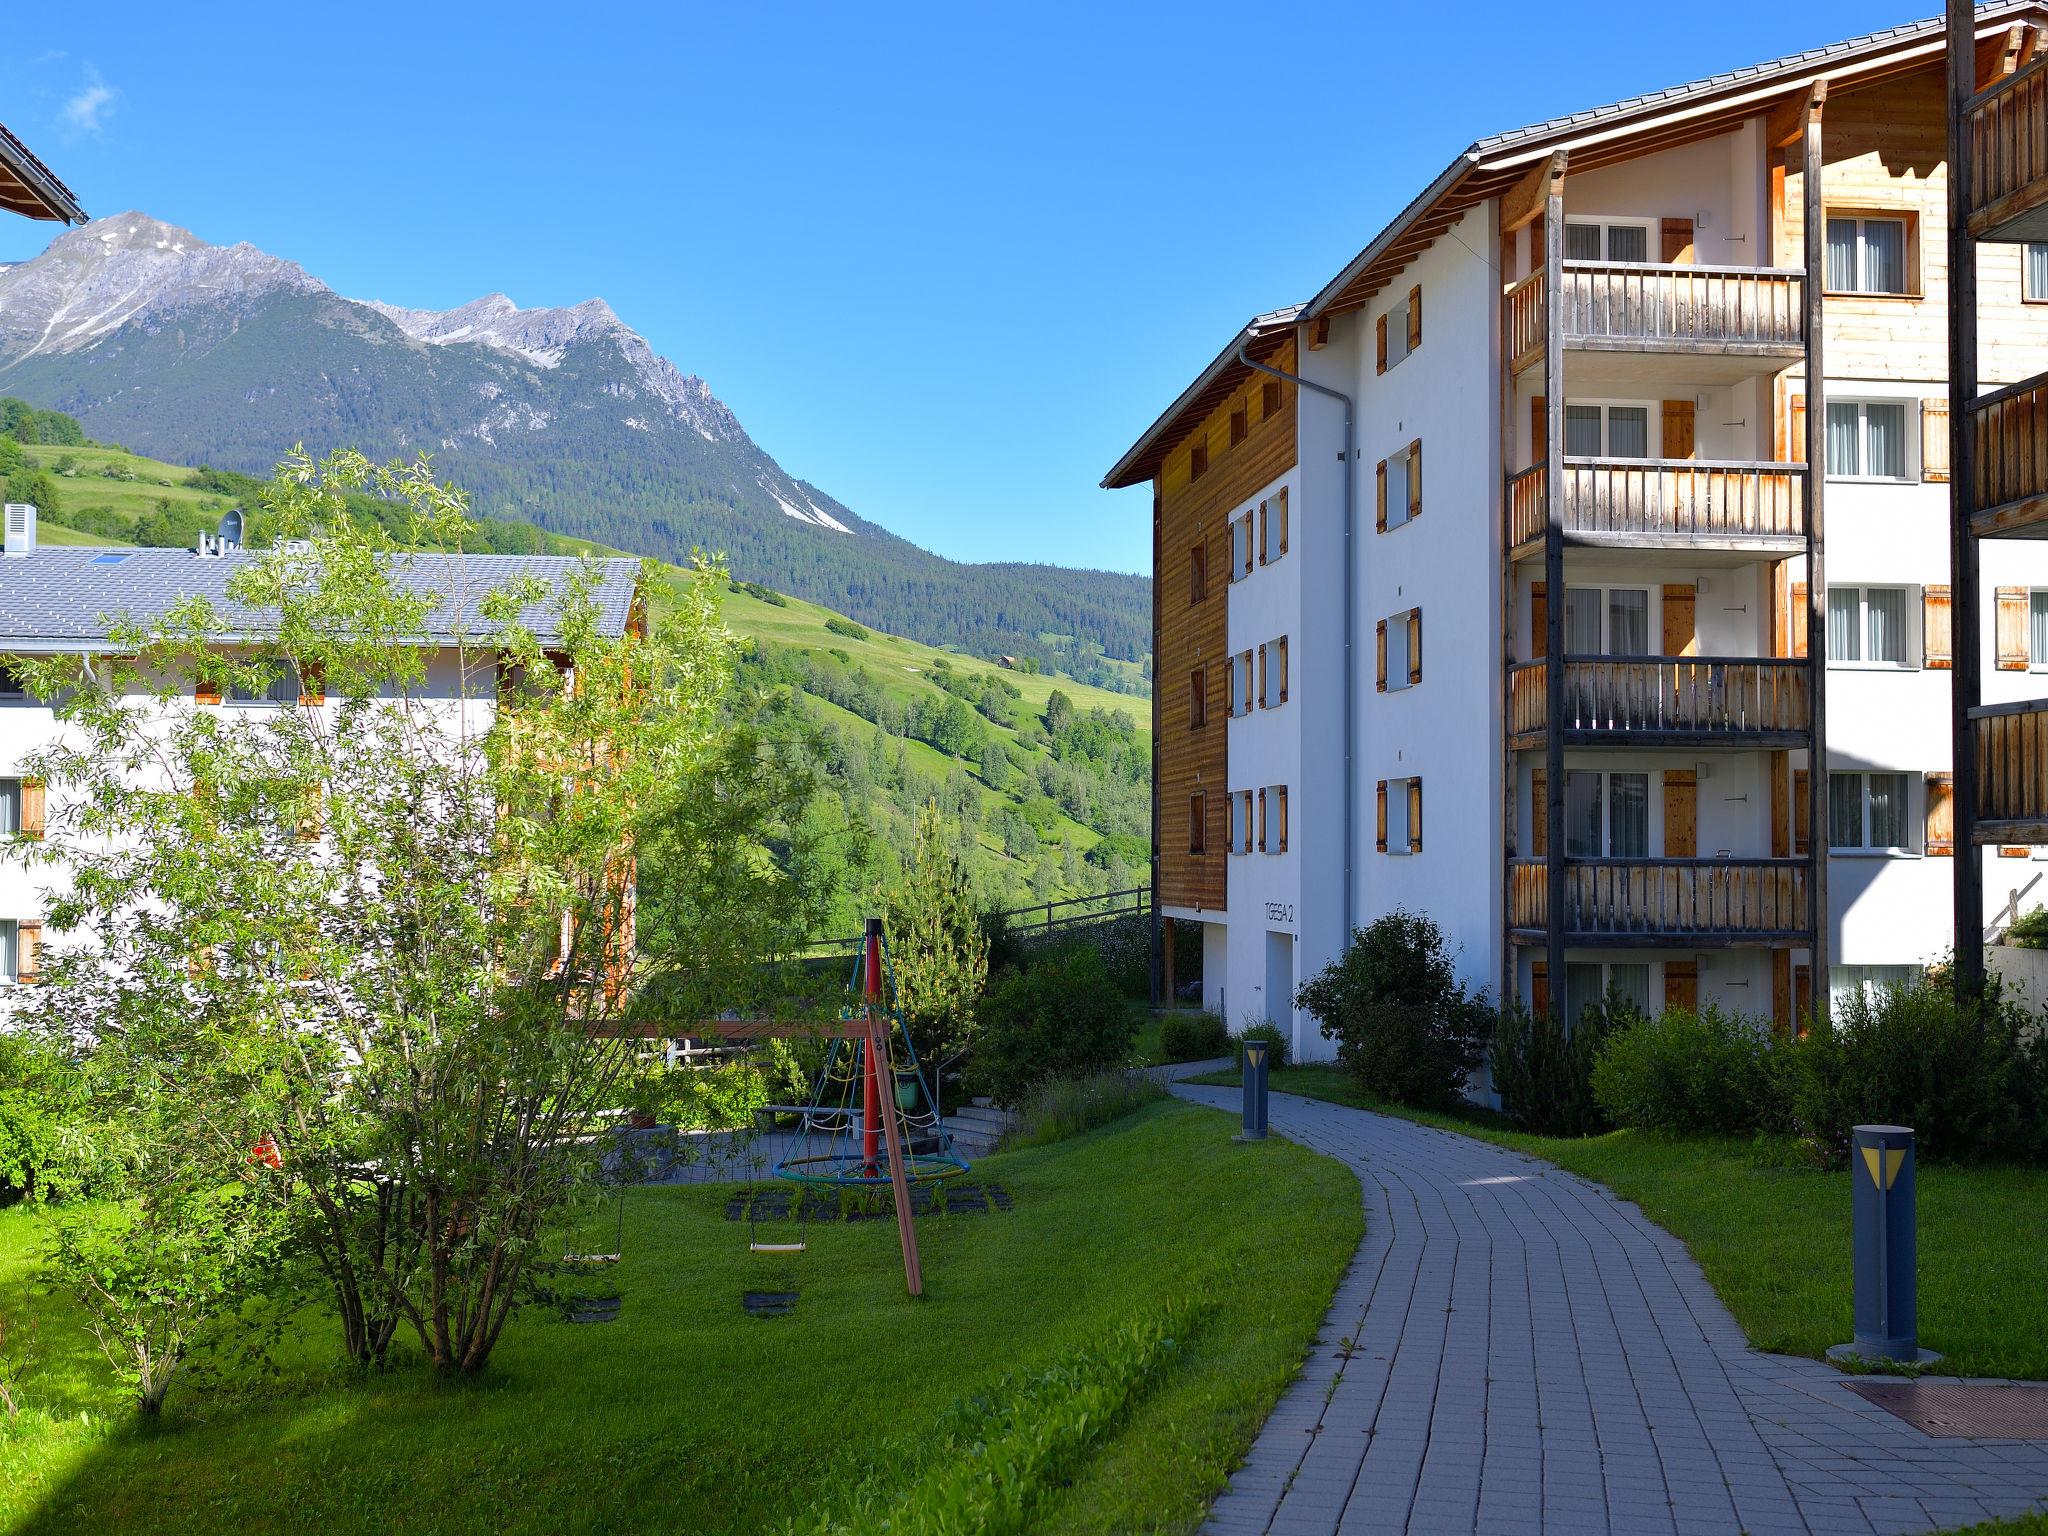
[1951,0,1988,994]
[1765,78,1827,149]
[1500,150,1567,235]
[1542,174,1568,1009]
[1800,58,1831,1015]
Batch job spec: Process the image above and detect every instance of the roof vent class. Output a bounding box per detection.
[3,504,35,558]
[197,507,244,558]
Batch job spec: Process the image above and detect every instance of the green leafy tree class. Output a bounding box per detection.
[878,800,990,1075]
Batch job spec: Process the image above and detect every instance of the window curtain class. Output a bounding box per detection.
[1608,773,1649,857]
[1863,221,1905,294]
[1609,964,1652,1018]
[1608,589,1648,654]
[2029,242,2048,300]
[1564,404,1603,457]
[1864,587,1904,664]
[1607,406,1650,459]
[1564,588,1602,654]
[1826,402,1861,475]
[2031,591,2048,664]
[1867,772,1907,848]
[1565,224,1602,261]
[1565,770,1602,857]
[1865,403,1905,477]
[1828,587,1862,661]
[1825,219,1858,291]
[1607,225,1648,263]
[0,784,16,835]
[1829,771,1864,848]
[1564,963,1604,1030]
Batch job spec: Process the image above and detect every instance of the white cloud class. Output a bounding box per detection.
[59,67,116,138]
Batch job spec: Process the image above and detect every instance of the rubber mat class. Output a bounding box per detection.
[1846,1381,2048,1439]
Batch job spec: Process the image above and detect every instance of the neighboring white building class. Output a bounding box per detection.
[1106,5,2048,1061]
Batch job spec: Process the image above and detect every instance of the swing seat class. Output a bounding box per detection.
[562,1252,621,1265]
[748,1241,807,1254]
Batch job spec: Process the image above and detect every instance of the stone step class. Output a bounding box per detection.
[946,1104,1012,1130]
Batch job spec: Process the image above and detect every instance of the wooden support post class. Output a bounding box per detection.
[1950,0,1987,994]
[1801,76,1832,1015]
[1542,174,1569,1004]
[870,1010,924,1299]
[1150,481,1164,1006]
[1162,914,1177,1004]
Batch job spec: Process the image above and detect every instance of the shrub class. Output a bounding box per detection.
[824,615,869,641]
[2007,905,2048,949]
[1233,1019,1289,1070]
[1008,1071,1168,1149]
[1592,1007,1782,1135]
[1158,1011,1230,1063]
[1297,911,1490,1110]
[973,946,1138,1109]
[1489,999,1614,1136]
[1784,974,2046,1166]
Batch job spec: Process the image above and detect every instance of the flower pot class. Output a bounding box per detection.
[628,1111,657,1130]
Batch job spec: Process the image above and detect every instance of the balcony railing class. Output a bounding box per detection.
[1970,371,2048,535]
[1506,458,1807,551]
[1967,56,2048,241]
[1509,655,1810,744]
[1971,699,2048,833]
[1509,857,1812,942]
[1505,262,1805,369]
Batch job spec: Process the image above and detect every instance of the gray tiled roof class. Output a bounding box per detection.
[0,547,641,650]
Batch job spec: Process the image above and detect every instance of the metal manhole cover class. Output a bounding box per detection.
[568,1296,621,1325]
[743,1290,798,1318]
[1846,1381,2048,1439]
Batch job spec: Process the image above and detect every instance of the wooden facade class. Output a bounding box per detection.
[1154,339,1298,914]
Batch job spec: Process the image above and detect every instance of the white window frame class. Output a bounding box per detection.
[1829,770,1915,856]
[1562,960,1654,1024]
[2028,589,2048,671]
[0,663,27,703]
[1825,214,1910,296]
[1227,789,1250,856]
[1383,443,1417,530]
[1562,584,1654,657]
[1824,398,1913,482]
[1826,584,1916,670]
[1562,398,1656,460]
[0,779,18,836]
[2027,243,2048,303]
[0,918,16,984]
[1564,217,1655,263]
[230,657,299,708]
[1563,768,1654,858]
[1385,298,1412,370]
[1386,613,1412,691]
[1385,775,1416,857]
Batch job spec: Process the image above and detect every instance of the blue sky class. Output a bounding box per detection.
[5,0,1921,574]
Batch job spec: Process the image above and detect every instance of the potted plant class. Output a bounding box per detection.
[623,1071,667,1131]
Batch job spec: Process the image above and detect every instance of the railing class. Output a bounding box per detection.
[1506,270,1546,369]
[1507,462,1548,546]
[1969,56,2048,235]
[1509,857,1811,939]
[1557,261,1805,352]
[1972,700,2048,826]
[1509,656,1810,740]
[802,885,1150,954]
[1559,458,1804,543]
[1970,371,2048,528]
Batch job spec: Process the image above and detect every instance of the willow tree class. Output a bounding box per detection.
[13,449,817,1378]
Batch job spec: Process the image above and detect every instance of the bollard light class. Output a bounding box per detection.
[1828,1124,1940,1367]
[1236,1041,1269,1143]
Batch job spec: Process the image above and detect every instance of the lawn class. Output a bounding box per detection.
[1188,1062,2048,1381]
[0,1099,1360,1535]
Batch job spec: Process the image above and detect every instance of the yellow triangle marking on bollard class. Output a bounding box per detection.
[1860,1146,1906,1190]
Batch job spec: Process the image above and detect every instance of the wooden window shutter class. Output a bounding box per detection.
[1278,786,1289,851]
[1375,458,1388,533]
[1772,950,1793,1036]
[1661,399,1696,460]
[299,661,326,707]
[1530,768,1547,855]
[1375,618,1388,691]
[1925,771,1954,856]
[1531,960,1549,1015]
[1921,399,1950,481]
[1770,751,1791,856]
[1530,582,1547,659]
[1662,768,1698,858]
[1659,217,1695,263]
[1406,608,1423,685]
[195,669,222,707]
[1996,587,2031,669]
[1407,440,1423,518]
[1531,395,1546,465]
[1794,964,1812,1032]
[1258,499,1269,564]
[1375,779,1388,852]
[19,778,43,840]
[1257,788,1267,853]
[1783,393,1807,464]
[1407,778,1423,853]
[1375,313,1388,374]
[1924,584,1952,669]
[1278,637,1289,702]
[1258,645,1268,709]
[15,920,39,985]
[1792,767,1810,856]
[1789,582,1809,658]
[2001,844,2031,858]
[1661,584,1698,657]
[1406,285,1422,351]
[1277,488,1289,554]
[1309,316,1330,350]
[1664,961,1698,1012]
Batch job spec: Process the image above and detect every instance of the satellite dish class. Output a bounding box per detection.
[217,508,245,547]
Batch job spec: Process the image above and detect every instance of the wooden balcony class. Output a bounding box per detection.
[1969,371,2048,536]
[1508,655,1810,749]
[1509,857,1812,946]
[1970,699,2048,843]
[1506,263,1805,375]
[1967,56,2048,242]
[1506,458,1807,558]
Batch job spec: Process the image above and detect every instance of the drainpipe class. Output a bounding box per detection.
[1236,341,1356,942]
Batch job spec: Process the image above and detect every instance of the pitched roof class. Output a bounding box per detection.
[0,547,642,651]
[1099,306,1302,489]
[0,120,85,225]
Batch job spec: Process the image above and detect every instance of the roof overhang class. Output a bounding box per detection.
[1100,305,1301,490]
[0,121,86,225]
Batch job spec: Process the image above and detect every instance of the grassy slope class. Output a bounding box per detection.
[0,1101,1357,1536]
[25,443,223,527]
[1190,1063,2048,1381]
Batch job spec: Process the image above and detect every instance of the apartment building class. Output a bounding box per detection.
[0,513,645,983]
[1107,4,2048,1062]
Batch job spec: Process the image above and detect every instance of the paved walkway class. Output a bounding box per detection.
[1174,1084,2048,1536]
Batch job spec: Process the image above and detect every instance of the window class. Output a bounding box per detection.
[1825,215,1908,295]
[1188,791,1207,855]
[1188,667,1207,730]
[1564,402,1651,458]
[2028,243,2048,302]
[1190,442,1209,480]
[1565,770,1648,857]
[1563,586,1649,655]
[1230,648,1254,717]
[230,659,299,707]
[1229,789,1252,855]
[1830,771,1911,852]
[1380,776,1422,855]
[1562,961,1652,1027]
[1565,220,1651,262]
[1256,787,1267,852]
[1378,441,1421,531]
[1188,545,1208,605]
[0,780,17,835]
[1384,298,1412,369]
[1257,637,1288,707]
[1827,586,1911,667]
[1230,512,1252,580]
[1259,785,1288,853]
[1380,608,1421,690]
[1261,379,1282,418]
[1230,405,1248,446]
[1258,490,1288,564]
[1825,401,1909,479]
[0,919,14,984]
[1829,963,1920,1012]
[2033,591,2048,665]
[0,664,25,703]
